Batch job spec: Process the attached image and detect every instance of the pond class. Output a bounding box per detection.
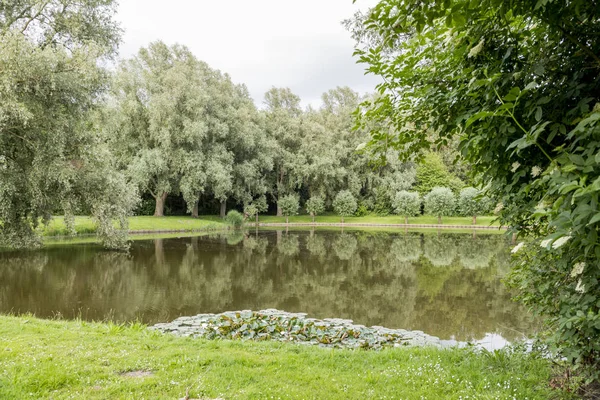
[0,230,535,346]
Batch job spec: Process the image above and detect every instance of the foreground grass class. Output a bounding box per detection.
[0,316,556,399]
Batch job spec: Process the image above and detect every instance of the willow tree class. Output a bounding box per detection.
[0,0,136,249]
[263,88,307,216]
[110,42,210,217]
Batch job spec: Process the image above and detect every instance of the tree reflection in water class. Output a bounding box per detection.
[0,230,536,342]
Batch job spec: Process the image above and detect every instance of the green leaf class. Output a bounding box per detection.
[588,213,600,225]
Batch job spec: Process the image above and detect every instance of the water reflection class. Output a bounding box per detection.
[0,230,535,342]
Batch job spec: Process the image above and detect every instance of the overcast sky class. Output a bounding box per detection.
[115,0,380,108]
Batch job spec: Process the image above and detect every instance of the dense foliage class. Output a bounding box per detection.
[351,0,600,382]
[0,0,136,249]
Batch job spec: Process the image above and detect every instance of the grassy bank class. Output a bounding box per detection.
[42,215,500,237]
[42,216,225,236]
[0,316,556,399]
[257,214,500,226]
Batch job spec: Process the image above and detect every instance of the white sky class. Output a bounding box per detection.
[115,0,380,108]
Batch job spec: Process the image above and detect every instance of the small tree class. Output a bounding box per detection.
[305,196,325,223]
[244,196,268,225]
[458,187,492,225]
[392,191,421,224]
[424,187,456,224]
[278,195,299,225]
[333,190,357,224]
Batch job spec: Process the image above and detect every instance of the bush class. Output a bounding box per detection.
[278,195,299,224]
[224,210,244,229]
[392,191,421,224]
[416,152,465,195]
[354,203,369,217]
[305,196,325,222]
[333,190,357,223]
[458,187,492,224]
[424,187,456,224]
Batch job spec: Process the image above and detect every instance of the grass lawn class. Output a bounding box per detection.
[0,316,556,399]
[42,214,500,237]
[42,216,226,236]
[257,214,500,226]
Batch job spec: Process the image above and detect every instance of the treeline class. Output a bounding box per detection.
[108,41,475,219]
[0,1,483,249]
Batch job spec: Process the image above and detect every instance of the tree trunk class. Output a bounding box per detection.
[437,215,442,225]
[341,215,344,224]
[286,215,289,225]
[277,202,282,217]
[220,200,226,218]
[255,213,259,225]
[312,214,315,224]
[192,200,199,218]
[154,192,168,217]
[472,215,477,225]
[404,216,408,225]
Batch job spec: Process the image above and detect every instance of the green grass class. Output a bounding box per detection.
[42,216,225,236]
[0,315,557,399]
[257,214,500,226]
[40,215,501,238]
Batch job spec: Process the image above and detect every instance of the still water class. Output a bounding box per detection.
[0,230,535,344]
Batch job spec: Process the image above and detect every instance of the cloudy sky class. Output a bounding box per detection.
[115,0,380,108]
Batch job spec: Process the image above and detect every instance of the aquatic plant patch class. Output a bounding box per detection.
[151,309,446,349]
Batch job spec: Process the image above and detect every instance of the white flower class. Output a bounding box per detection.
[531,166,542,178]
[570,262,586,278]
[540,239,552,248]
[468,39,485,58]
[575,280,586,293]
[552,236,572,249]
[511,242,525,254]
[493,203,504,215]
[511,162,521,172]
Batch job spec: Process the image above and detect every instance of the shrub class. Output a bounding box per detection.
[458,187,492,224]
[392,191,421,224]
[224,210,244,229]
[424,187,456,224]
[354,203,369,217]
[305,196,325,222]
[278,195,299,225]
[415,152,465,194]
[333,190,357,223]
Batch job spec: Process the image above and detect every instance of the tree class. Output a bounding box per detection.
[424,188,456,224]
[458,187,491,224]
[244,196,268,225]
[415,153,464,195]
[278,195,299,225]
[111,42,209,217]
[351,0,600,380]
[393,191,421,224]
[305,196,325,223]
[333,191,357,224]
[0,0,136,249]
[263,88,306,216]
